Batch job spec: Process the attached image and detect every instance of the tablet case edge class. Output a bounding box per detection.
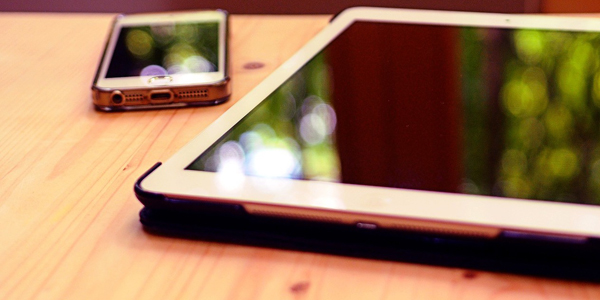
[134,163,600,282]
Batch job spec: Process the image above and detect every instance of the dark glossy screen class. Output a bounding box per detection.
[187,21,600,205]
[106,22,219,78]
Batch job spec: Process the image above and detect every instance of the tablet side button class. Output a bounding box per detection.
[356,222,378,230]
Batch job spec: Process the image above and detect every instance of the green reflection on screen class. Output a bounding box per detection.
[187,52,341,181]
[107,22,219,78]
[464,28,600,204]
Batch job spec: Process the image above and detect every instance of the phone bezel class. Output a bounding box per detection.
[95,10,228,89]
[139,7,600,239]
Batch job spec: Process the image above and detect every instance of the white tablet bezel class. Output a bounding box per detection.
[140,7,600,239]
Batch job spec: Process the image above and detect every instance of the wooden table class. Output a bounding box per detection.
[1,13,599,300]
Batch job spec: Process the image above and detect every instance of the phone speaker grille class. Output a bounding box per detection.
[124,93,144,103]
[178,89,209,99]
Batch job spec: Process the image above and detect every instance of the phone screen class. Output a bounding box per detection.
[186,21,600,206]
[106,22,219,78]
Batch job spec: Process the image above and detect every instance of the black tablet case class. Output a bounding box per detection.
[136,163,600,282]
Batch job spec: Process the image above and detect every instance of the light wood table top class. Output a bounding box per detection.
[1,12,599,300]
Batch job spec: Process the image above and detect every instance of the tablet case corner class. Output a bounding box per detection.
[134,162,165,208]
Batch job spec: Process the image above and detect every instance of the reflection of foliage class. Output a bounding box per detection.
[188,52,341,181]
[461,28,491,195]
[464,28,600,204]
[124,22,219,73]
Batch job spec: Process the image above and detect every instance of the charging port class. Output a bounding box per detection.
[149,90,173,104]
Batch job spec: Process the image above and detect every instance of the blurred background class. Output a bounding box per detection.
[1,0,600,14]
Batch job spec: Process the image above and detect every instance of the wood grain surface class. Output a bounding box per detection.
[0,13,599,300]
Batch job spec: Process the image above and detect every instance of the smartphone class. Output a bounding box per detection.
[92,10,230,111]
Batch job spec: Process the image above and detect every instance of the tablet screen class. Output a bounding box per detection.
[187,21,600,206]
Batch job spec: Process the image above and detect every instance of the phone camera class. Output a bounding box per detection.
[111,92,124,104]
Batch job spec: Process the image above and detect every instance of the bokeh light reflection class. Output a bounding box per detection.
[215,141,246,191]
[125,29,154,58]
[114,22,219,77]
[247,147,300,178]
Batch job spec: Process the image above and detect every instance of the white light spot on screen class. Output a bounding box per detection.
[215,141,246,191]
[167,64,189,74]
[218,141,245,162]
[150,24,175,45]
[247,147,299,178]
[141,65,168,76]
[300,113,327,145]
[185,55,215,72]
[239,131,264,152]
[299,103,337,145]
[314,103,337,135]
[215,160,245,192]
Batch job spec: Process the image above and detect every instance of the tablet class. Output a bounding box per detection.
[137,7,600,244]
